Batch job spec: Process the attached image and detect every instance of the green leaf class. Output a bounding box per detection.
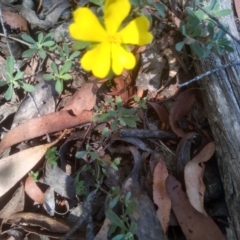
[123,118,137,128]
[13,71,24,81]
[119,108,136,115]
[213,9,231,17]
[89,151,98,160]
[124,201,137,216]
[175,41,185,51]
[55,80,63,93]
[63,43,69,57]
[86,144,92,152]
[60,61,72,74]
[69,51,80,60]
[6,56,14,75]
[22,49,37,58]
[61,73,72,80]
[44,32,54,42]
[41,41,55,47]
[51,62,59,74]
[153,2,166,18]
[38,32,44,43]
[21,34,36,44]
[111,119,118,131]
[207,22,215,39]
[39,49,46,59]
[105,209,127,231]
[223,45,234,52]
[190,44,206,58]
[109,195,120,209]
[21,82,35,92]
[92,113,115,122]
[5,84,13,100]
[76,151,87,158]
[129,222,137,234]
[102,127,110,137]
[118,117,126,126]
[72,41,90,50]
[112,235,125,240]
[89,0,102,6]
[43,74,54,80]
[130,0,141,6]
[0,80,7,87]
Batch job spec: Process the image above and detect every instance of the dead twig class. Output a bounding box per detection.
[178,61,240,88]
[60,191,96,240]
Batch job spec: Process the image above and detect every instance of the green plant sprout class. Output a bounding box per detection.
[74,178,88,196]
[176,0,233,58]
[57,42,80,64]
[43,61,72,93]
[130,0,166,18]
[29,171,39,182]
[76,144,99,161]
[93,96,140,131]
[134,96,147,109]
[45,147,59,168]
[0,56,35,100]
[106,187,137,240]
[21,32,56,59]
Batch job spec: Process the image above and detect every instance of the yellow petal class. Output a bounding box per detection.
[69,8,107,42]
[104,0,131,34]
[119,16,153,45]
[81,43,111,79]
[111,44,136,75]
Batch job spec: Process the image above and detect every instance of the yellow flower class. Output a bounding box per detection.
[69,0,153,78]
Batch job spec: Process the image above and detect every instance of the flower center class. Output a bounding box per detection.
[108,34,122,44]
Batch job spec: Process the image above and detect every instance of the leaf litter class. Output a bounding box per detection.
[0,0,230,239]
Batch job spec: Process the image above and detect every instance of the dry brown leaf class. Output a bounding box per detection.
[62,82,99,115]
[25,176,45,204]
[166,175,226,240]
[234,0,240,18]
[0,183,25,219]
[94,218,111,240]
[0,110,93,155]
[176,132,199,187]
[6,212,70,233]
[108,76,134,103]
[169,89,200,137]
[0,136,62,198]
[2,10,28,32]
[148,102,170,130]
[153,160,171,234]
[185,142,216,216]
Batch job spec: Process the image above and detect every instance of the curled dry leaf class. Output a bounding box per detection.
[185,142,216,216]
[148,102,170,130]
[169,89,200,137]
[176,132,199,187]
[166,175,226,240]
[6,212,70,233]
[25,176,45,204]
[0,110,93,155]
[153,160,171,234]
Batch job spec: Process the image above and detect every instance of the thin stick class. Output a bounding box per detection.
[178,61,240,88]
[0,33,31,46]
